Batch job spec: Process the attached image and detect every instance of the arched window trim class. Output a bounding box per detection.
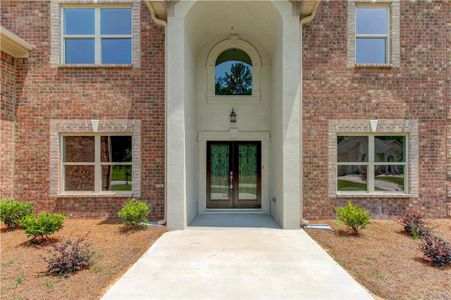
[207,35,262,103]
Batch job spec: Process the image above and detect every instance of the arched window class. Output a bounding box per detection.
[206,35,261,103]
[215,48,252,95]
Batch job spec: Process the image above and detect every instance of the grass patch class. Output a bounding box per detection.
[110,184,132,191]
[337,180,367,191]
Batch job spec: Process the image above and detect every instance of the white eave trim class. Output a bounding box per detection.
[0,26,35,58]
[145,0,321,25]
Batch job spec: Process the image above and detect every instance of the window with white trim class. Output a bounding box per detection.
[62,7,132,64]
[355,5,390,65]
[337,135,407,193]
[62,135,132,193]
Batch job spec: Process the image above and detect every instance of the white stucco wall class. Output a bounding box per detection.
[270,16,284,225]
[166,0,301,229]
[184,18,198,225]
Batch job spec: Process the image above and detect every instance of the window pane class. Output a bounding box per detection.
[356,38,386,64]
[63,136,95,162]
[238,144,257,200]
[337,165,368,192]
[102,165,132,191]
[215,48,252,95]
[101,8,132,35]
[356,7,388,35]
[64,8,95,35]
[64,165,95,191]
[65,38,95,64]
[337,136,368,162]
[375,136,406,162]
[210,144,230,200]
[101,39,132,64]
[375,165,404,192]
[101,136,132,162]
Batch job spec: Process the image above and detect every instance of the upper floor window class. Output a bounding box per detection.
[355,6,389,65]
[215,48,253,95]
[63,7,132,65]
[337,135,407,193]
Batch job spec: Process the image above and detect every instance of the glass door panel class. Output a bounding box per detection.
[209,144,230,200]
[238,144,258,200]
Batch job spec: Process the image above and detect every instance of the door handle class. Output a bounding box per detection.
[229,171,233,191]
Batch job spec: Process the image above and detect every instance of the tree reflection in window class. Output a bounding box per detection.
[215,48,252,95]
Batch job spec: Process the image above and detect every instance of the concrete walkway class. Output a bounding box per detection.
[102,228,373,300]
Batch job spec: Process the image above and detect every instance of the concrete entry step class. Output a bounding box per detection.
[102,229,373,300]
[189,213,281,229]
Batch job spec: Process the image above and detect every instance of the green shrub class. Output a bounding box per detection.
[21,212,65,242]
[0,199,34,228]
[335,202,371,235]
[117,199,150,228]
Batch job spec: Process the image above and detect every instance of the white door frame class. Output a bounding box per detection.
[198,129,270,215]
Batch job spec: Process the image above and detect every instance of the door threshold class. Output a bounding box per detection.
[203,208,266,214]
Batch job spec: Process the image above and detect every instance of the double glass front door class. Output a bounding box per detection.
[207,141,261,209]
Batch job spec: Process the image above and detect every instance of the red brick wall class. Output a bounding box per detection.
[0,1,165,219]
[0,52,16,198]
[1,0,449,221]
[302,1,449,219]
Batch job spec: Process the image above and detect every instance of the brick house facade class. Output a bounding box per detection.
[0,0,449,226]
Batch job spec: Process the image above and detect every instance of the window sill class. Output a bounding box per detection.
[53,192,133,198]
[207,95,261,104]
[336,192,415,198]
[57,64,133,68]
[354,64,392,68]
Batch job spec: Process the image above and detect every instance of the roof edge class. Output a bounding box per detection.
[1,26,35,58]
[145,0,321,25]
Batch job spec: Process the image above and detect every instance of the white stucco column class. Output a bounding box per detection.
[166,4,187,229]
[274,1,302,229]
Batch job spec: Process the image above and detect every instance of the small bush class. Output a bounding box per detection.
[0,199,34,228]
[117,199,150,228]
[398,209,431,239]
[335,202,371,235]
[21,212,65,242]
[420,233,451,268]
[43,235,94,277]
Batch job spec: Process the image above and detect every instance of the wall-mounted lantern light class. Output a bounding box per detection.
[230,108,237,123]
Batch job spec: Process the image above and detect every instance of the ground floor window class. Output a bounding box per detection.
[62,135,132,194]
[337,135,407,193]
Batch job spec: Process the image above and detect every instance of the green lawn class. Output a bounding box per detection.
[111,184,132,191]
[337,180,367,191]
[111,166,132,181]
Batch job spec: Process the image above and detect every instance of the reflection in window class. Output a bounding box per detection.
[238,144,257,200]
[63,7,132,64]
[337,135,407,193]
[63,136,95,192]
[375,136,405,162]
[62,135,132,193]
[355,6,389,64]
[337,165,368,192]
[210,144,230,200]
[215,48,252,95]
[101,136,132,192]
[102,165,132,191]
[337,136,368,162]
[375,165,404,192]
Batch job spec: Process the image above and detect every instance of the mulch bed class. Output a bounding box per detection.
[305,219,451,300]
[1,219,167,300]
